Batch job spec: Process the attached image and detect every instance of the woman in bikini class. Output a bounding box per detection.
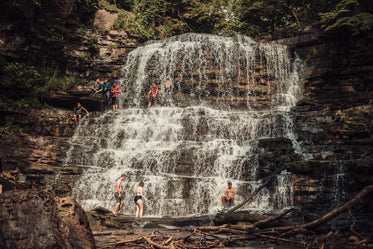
[134,181,148,218]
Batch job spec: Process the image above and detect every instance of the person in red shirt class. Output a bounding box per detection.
[111,82,120,111]
[147,82,159,109]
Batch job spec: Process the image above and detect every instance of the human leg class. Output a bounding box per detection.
[135,202,140,217]
[113,203,120,216]
[227,198,234,208]
[138,199,144,218]
[221,196,226,206]
[113,192,120,215]
[77,114,82,123]
[118,201,124,214]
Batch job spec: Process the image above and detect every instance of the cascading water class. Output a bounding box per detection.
[65,33,305,217]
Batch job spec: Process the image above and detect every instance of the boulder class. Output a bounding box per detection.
[94,9,118,29]
[0,189,95,249]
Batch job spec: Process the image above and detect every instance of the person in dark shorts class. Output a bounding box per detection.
[113,174,126,216]
[73,102,89,124]
[147,82,159,109]
[111,82,120,111]
[162,78,174,105]
[102,79,111,109]
[221,181,235,209]
[134,181,148,218]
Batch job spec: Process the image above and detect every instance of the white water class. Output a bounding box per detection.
[66,33,305,216]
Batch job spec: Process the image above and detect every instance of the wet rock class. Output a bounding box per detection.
[0,189,95,249]
[94,9,118,29]
[55,197,96,249]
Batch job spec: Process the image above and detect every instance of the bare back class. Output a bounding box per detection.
[135,186,143,196]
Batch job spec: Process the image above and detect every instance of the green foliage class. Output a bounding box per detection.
[320,0,373,36]
[0,112,38,135]
[0,55,80,111]
[2,62,44,91]
[41,67,78,91]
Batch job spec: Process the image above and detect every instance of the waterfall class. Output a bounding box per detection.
[66,33,304,217]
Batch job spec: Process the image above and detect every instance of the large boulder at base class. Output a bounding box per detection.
[0,189,95,249]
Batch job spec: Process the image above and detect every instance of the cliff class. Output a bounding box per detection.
[273,28,373,227]
[0,7,372,233]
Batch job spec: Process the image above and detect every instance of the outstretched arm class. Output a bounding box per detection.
[81,106,89,116]
[140,188,148,202]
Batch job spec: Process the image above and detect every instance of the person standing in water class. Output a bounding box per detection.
[113,174,126,216]
[221,181,235,209]
[162,78,174,105]
[73,102,89,124]
[147,82,159,108]
[134,181,148,218]
[111,82,120,111]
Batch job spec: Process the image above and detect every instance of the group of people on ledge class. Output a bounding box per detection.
[112,174,236,218]
[91,78,120,111]
[73,78,174,124]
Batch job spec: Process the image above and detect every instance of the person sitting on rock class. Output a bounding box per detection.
[221,181,235,209]
[91,78,102,94]
[73,102,89,124]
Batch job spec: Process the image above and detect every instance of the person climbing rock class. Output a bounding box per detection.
[73,102,89,124]
[134,181,148,218]
[147,82,159,109]
[111,82,120,111]
[221,181,235,209]
[102,79,111,109]
[91,78,102,93]
[113,174,126,216]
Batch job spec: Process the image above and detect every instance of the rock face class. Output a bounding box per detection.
[0,108,82,196]
[0,10,372,229]
[272,28,373,227]
[0,189,95,249]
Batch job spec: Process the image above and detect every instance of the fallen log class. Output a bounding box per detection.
[264,185,373,232]
[347,208,363,240]
[105,235,143,247]
[255,233,308,245]
[227,166,284,214]
[248,208,298,229]
[144,236,174,249]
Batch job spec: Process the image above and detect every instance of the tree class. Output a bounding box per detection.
[320,0,373,37]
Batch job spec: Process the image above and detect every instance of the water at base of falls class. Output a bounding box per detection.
[66,33,304,217]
